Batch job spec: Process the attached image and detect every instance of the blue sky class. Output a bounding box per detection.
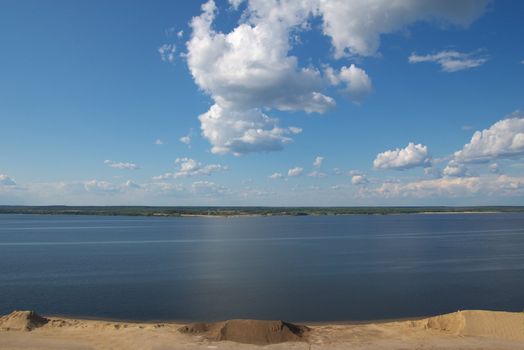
[1,0,523,206]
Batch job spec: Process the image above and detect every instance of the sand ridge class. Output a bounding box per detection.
[179,319,310,344]
[0,310,523,349]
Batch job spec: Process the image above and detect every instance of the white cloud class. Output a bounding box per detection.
[351,174,368,185]
[332,168,342,175]
[104,160,140,170]
[453,114,524,163]
[442,160,468,177]
[0,174,16,186]
[174,157,228,177]
[84,180,120,193]
[318,0,488,57]
[373,143,431,170]
[307,170,327,178]
[326,64,372,102]
[184,0,487,154]
[199,105,299,155]
[409,50,488,72]
[228,0,244,10]
[489,162,500,174]
[152,173,175,181]
[372,174,524,199]
[158,43,177,63]
[177,30,184,38]
[313,156,324,168]
[179,135,191,145]
[155,138,164,145]
[190,180,228,195]
[187,1,336,155]
[288,167,304,177]
[123,180,141,189]
[268,172,283,179]
[288,126,303,135]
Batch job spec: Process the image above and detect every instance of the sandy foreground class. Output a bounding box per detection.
[1,310,523,350]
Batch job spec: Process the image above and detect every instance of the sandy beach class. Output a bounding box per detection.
[1,310,523,349]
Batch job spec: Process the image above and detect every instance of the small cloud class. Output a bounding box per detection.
[177,30,184,38]
[409,50,488,72]
[174,157,227,177]
[104,160,140,170]
[307,171,327,178]
[461,125,473,131]
[325,64,372,103]
[0,174,16,186]
[351,174,368,185]
[158,44,177,63]
[489,162,500,174]
[373,143,431,170]
[443,160,468,177]
[288,126,303,135]
[155,138,164,145]
[123,180,141,189]
[180,135,191,145]
[152,172,175,181]
[332,168,342,175]
[313,156,324,168]
[288,167,304,177]
[268,172,283,180]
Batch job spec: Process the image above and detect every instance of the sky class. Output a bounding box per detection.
[1,0,523,206]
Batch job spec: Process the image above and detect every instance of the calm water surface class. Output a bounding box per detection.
[1,213,523,321]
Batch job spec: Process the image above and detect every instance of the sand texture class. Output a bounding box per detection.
[1,310,523,349]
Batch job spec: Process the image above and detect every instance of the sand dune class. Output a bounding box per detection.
[0,310,523,349]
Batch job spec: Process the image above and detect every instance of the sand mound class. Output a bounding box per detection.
[0,311,49,331]
[413,310,524,341]
[179,319,310,345]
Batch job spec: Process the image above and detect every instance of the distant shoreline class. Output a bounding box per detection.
[0,205,523,218]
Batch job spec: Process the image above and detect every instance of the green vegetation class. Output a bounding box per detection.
[0,205,523,217]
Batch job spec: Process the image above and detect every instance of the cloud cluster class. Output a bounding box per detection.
[317,0,487,57]
[104,160,140,170]
[372,174,524,199]
[186,0,487,155]
[373,142,431,170]
[409,50,488,72]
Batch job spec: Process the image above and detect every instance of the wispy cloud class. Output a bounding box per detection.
[409,50,488,72]
[158,43,177,63]
[104,160,140,170]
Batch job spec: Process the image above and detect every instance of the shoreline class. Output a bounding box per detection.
[0,210,520,219]
[1,309,523,349]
